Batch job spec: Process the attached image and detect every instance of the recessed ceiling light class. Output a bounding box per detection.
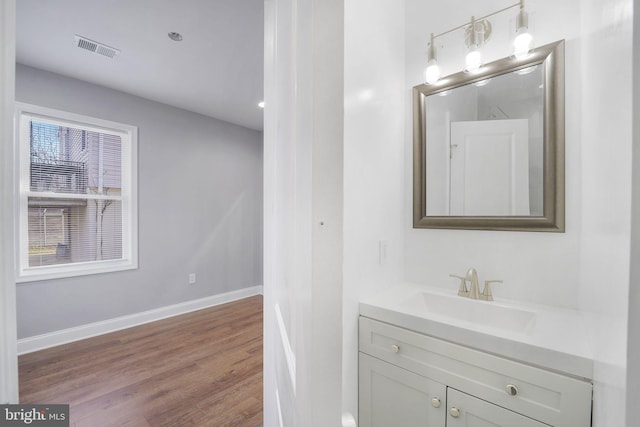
[168,32,183,42]
[258,101,265,108]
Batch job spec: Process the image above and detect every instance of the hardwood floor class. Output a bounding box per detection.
[19,295,263,427]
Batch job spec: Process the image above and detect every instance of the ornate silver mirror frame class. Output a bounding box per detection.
[413,40,565,231]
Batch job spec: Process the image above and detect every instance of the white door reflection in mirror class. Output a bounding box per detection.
[449,119,529,216]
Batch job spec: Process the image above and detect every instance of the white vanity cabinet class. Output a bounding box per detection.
[359,316,593,427]
[359,353,446,426]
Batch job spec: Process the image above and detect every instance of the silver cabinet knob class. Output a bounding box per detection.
[506,384,519,396]
[391,344,400,353]
[431,397,441,408]
[449,407,461,418]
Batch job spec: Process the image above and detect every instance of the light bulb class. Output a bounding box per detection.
[425,33,440,85]
[513,31,533,60]
[465,48,482,74]
[425,60,440,85]
[513,5,533,60]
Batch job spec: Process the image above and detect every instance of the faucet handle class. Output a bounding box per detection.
[481,280,503,301]
[449,274,469,297]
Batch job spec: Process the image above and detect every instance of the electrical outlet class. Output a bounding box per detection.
[188,273,196,284]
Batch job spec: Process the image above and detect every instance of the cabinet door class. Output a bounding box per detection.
[359,353,446,427]
[446,388,549,427]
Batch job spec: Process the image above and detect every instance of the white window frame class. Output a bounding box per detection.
[15,103,138,282]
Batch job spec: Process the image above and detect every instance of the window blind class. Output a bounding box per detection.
[27,120,124,267]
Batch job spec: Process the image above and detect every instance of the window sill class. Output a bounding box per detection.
[16,259,138,283]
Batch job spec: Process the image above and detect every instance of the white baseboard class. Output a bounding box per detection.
[17,285,264,355]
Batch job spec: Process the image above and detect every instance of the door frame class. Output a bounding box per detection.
[263,0,344,425]
[0,0,19,404]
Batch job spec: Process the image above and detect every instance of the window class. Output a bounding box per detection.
[16,103,138,282]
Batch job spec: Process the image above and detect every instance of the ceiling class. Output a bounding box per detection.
[16,0,264,131]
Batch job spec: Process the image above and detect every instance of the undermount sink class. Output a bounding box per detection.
[400,291,537,334]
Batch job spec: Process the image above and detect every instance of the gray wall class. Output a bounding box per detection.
[15,64,263,338]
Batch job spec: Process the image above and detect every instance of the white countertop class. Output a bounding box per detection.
[359,283,594,380]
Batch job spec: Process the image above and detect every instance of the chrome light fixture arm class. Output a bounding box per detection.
[423,0,532,84]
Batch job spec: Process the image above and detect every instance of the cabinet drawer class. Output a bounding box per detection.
[447,388,549,427]
[359,316,592,427]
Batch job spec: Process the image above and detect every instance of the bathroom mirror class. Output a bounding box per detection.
[413,40,564,231]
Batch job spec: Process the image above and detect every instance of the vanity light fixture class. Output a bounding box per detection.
[258,101,265,108]
[423,0,534,84]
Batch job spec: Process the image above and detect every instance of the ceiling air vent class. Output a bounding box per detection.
[74,35,120,59]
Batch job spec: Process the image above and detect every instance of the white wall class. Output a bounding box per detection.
[402,0,632,426]
[342,1,633,425]
[404,0,585,307]
[14,64,263,339]
[576,1,631,425]
[343,0,406,420]
[627,1,640,422]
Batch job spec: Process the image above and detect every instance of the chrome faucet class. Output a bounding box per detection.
[466,268,480,300]
[450,268,502,300]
